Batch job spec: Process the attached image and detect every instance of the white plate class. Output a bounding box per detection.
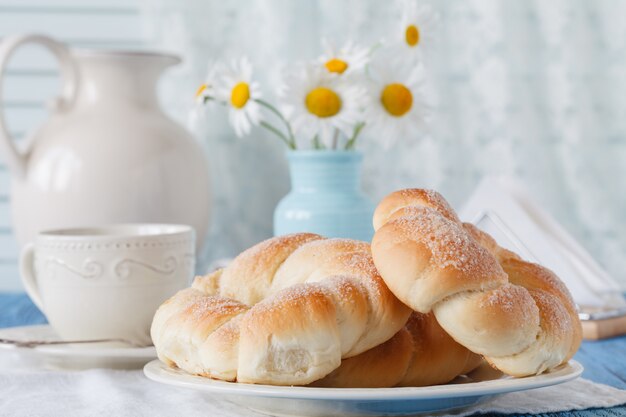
[0,325,156,370]
[144,359,583,416]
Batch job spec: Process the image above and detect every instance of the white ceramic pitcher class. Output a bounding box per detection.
[0,34,210,249]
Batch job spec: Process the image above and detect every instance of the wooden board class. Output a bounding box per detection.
[582,316,626,340]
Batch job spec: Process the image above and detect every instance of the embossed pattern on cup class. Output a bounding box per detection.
[20,224,195,345]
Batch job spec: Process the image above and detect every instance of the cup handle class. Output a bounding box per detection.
[19,243,45,312]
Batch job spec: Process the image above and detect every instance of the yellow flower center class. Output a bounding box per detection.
[195,83,208,98]
[405,24,420,47]
[325,58,349,74]
[231,82,250,109]
[381,83,413,117]
[305,87,342,118]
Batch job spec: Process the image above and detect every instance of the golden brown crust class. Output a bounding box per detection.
[150,288,248,376]
[373,209,508,312]
[373,189,460,231]
[311,326,413,388]
[398,312,482,386]
[312,312,482,388]
[217,233,323,305]
[237,284,341,384]
[433,284,540,357]
[152,233,411,386]
[464,222,582,361]
[371,189,582,377]
[498,258,582,361]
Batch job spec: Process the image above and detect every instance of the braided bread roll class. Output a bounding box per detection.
[313,312,483,387]
[151,234,411,386]
[371,189,582,376]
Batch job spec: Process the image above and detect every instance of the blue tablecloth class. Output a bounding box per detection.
[1,293,625,417]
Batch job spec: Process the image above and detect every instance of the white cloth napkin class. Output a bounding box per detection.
[0,368,624,417]
[460,177,626,308]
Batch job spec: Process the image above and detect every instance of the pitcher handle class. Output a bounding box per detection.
[19,242,45,312]
[0,34,78,178]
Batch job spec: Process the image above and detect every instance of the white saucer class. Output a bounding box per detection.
[144,360,582,417]
[0,325,156,370]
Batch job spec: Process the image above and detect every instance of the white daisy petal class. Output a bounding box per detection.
[397,0,439,59]
[228,110,241,137]
[239,111,252,136]
[194,60,225,105]
[364,57,430,148]
[280,65,366,149]
[214,57,262,137]
[318,40,370,76]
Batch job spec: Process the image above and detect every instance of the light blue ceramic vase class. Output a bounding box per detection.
[273,150,375,242]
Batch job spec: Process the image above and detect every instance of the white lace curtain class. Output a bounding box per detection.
[141,0,626,287]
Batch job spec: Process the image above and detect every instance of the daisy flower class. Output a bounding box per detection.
[281,65,366,148]
[215,57,262,137]
[194,61,222,105]
[364,59,430,147]
[398,0,438,57]
[318,40,369,76]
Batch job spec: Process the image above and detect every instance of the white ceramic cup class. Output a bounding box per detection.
[19,224,195,346]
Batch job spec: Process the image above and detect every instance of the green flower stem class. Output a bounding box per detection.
[254,99,296,149]
[259,121,296,150]
[345,122,366,150]
[202,95,225,105]
[200,95,296,148]
[312,135,324,149]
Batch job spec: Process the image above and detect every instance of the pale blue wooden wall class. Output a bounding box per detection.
[0,0,150,290]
